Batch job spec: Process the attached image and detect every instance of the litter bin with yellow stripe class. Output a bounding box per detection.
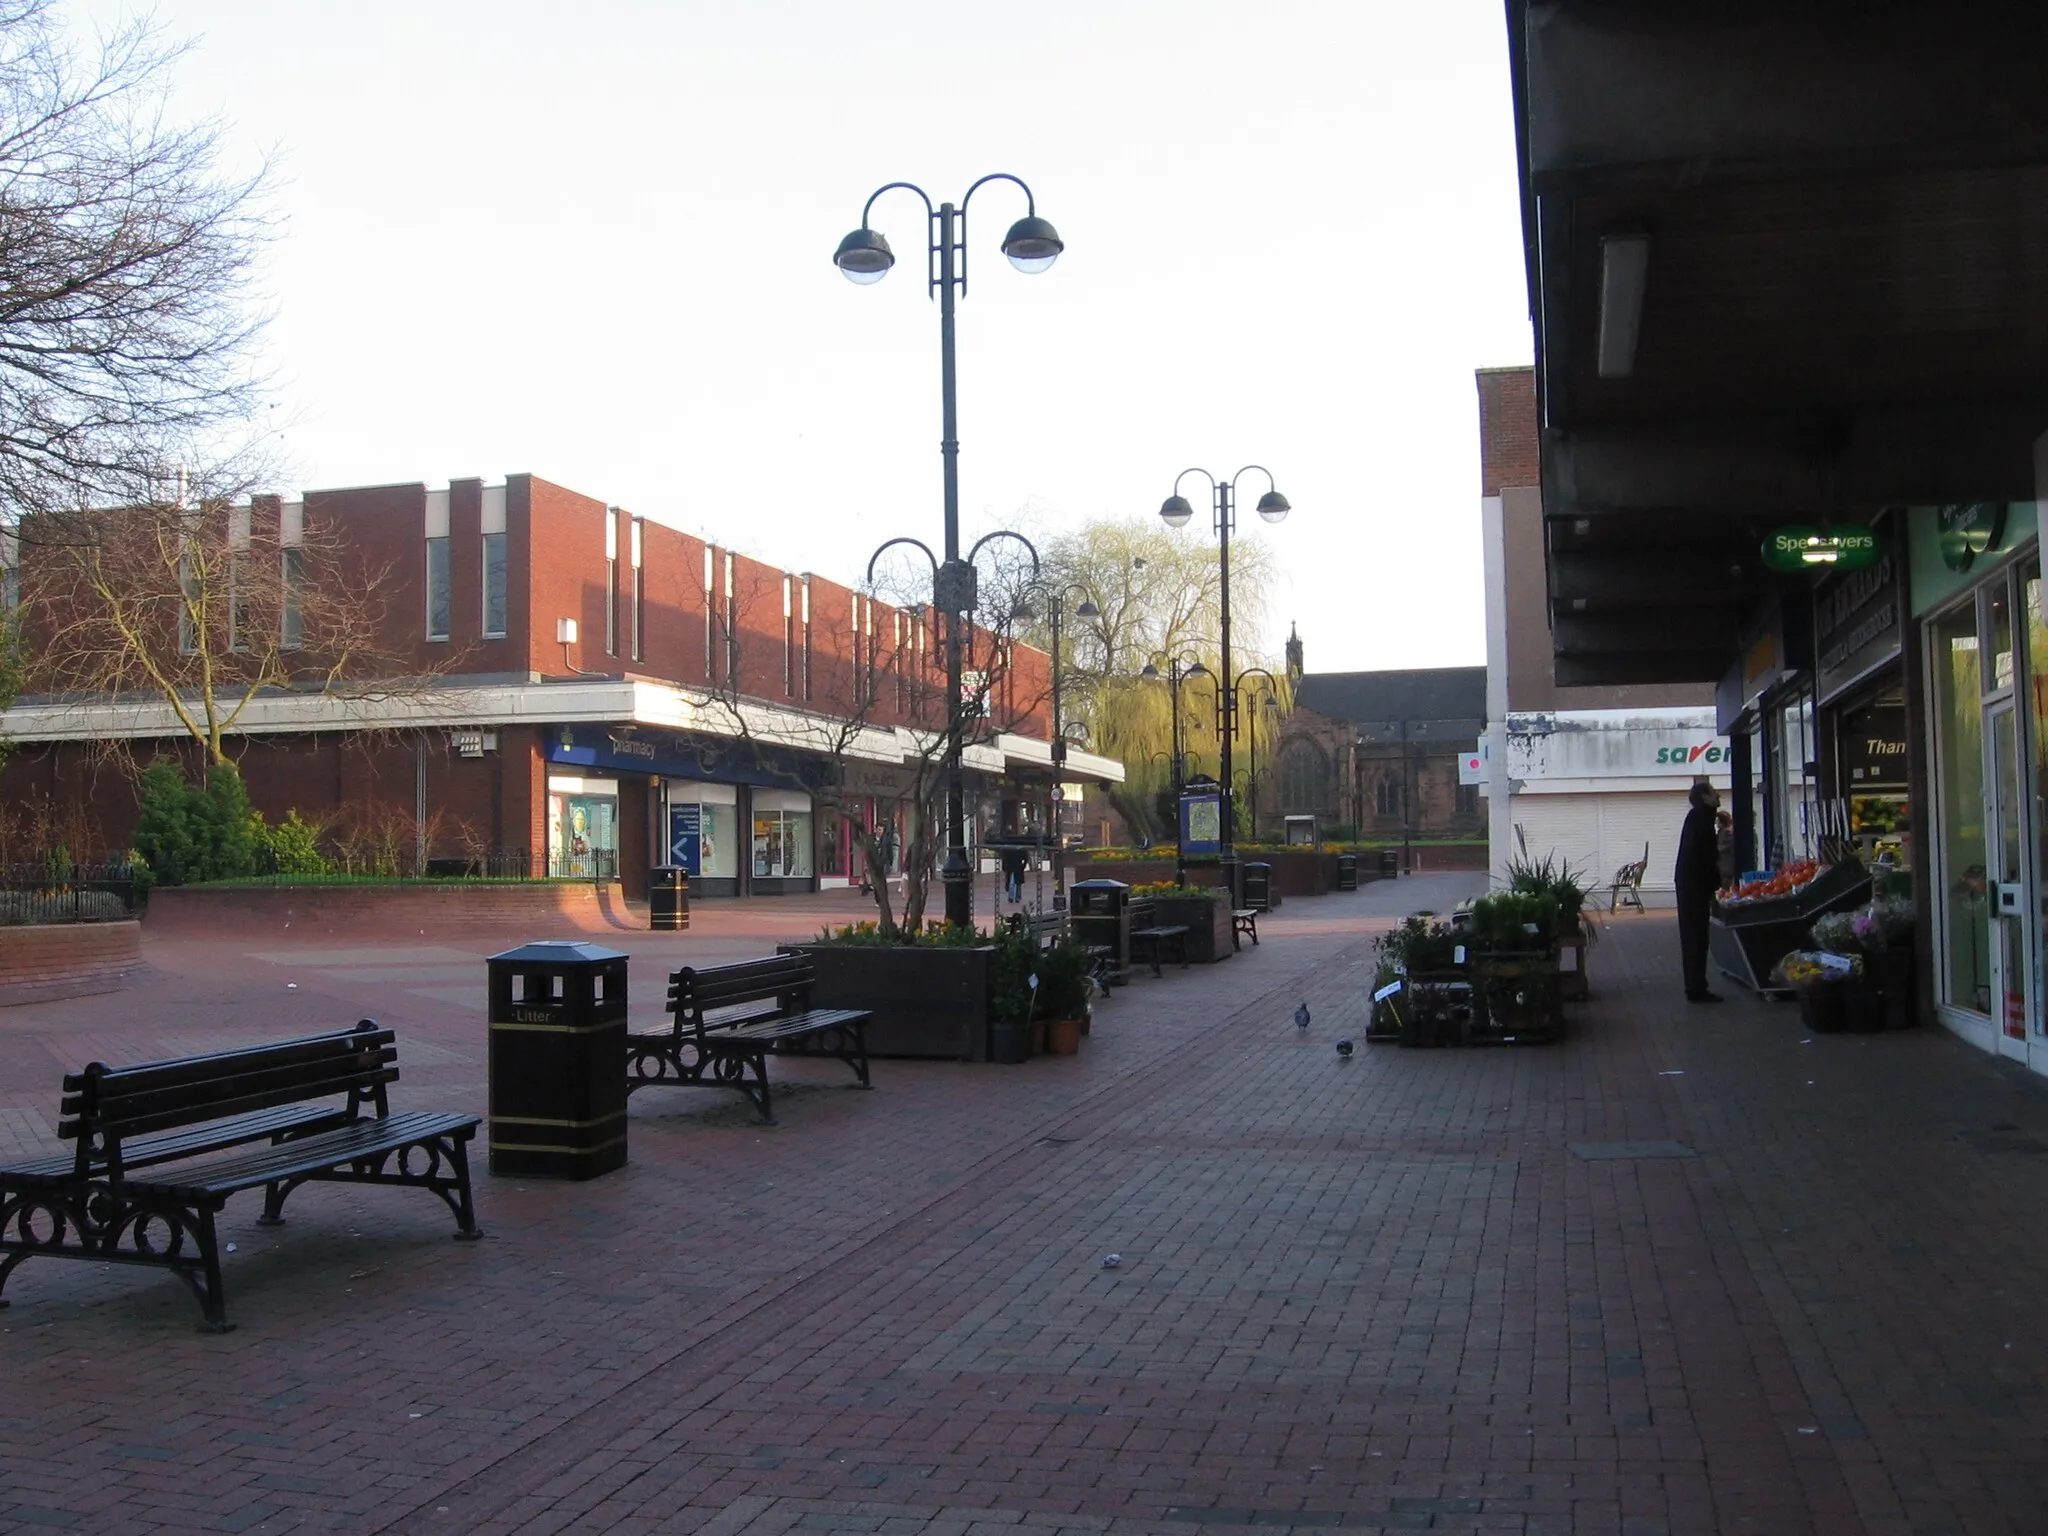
[486,940,628,1179]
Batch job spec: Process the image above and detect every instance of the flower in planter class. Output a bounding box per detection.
[1772,949,1862,989]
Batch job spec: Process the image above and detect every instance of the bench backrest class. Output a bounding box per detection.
[59,1020,397,1179]
[1127,899,1158,929]
[667,955,816,1038]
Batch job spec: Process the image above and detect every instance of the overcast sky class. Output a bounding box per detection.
[84,0,1532,672]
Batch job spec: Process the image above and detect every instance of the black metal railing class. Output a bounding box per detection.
[0,860,140,924]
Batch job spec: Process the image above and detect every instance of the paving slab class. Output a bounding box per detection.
[4,880,2048,1534]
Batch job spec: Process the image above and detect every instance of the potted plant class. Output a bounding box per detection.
[1028,936,1096,1056]
[1369,915,1470,1045]
[1852,897,1917,1029]
[1466,889,1563,1042]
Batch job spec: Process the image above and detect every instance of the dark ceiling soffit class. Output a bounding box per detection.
[1543,401,2048,514]
[1551,610,1745,656]
[1553,651,1729,689]
[1521,2,2048,187]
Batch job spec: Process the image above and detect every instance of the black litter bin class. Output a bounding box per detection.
[1069,878,1132,979]
[1380,848,1400,879]
[1336,853,1359,891]
[486,940,629,1180]
[1242,861,1272,912]
[649,866,689,931]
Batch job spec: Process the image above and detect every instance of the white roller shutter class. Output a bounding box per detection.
[1509,795,1602,887]
[1510,790,1691,908]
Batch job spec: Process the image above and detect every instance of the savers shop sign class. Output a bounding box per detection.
[1656,742,1728,766]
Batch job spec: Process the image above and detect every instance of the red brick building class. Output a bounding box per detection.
[0,474,1120,897]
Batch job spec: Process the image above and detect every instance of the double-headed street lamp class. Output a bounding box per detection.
[836,174,1065,929]
[1140,654,1210,885]
[1159,467,1291,902]
[1235,666,1282,842]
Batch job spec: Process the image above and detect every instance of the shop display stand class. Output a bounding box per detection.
[1710,859,1873,997]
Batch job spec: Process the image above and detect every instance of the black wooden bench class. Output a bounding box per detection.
[626,954,872,1124]
[1232,908,1261,948]
[1012,909,1069,949]
[0,1021,481,1333]
[1127,898,1190,978]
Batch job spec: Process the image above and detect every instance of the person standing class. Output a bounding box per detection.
[1674,779,1724,1002]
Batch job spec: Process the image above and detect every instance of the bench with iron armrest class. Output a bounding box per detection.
[1232,908,1261,948]
[628,955,872,1125]
[0,1021,481,1333]
[1126,898,1190,978]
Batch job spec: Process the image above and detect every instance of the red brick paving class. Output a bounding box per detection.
[4,881,2048,1534]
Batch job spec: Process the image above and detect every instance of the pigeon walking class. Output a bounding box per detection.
[1294,1002,1311,1031]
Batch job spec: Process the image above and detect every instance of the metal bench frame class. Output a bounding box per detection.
[629,955,873,1125]
[0,1021,480,1333]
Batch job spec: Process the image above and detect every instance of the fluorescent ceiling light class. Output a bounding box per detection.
[1596,234,1650,379]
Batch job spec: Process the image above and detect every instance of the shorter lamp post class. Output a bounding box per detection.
[1140,655,1209,886]
[1234,667,1281,843]
[1013,584,1099,905]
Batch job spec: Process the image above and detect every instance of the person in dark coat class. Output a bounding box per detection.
[1674,778,1723,1002]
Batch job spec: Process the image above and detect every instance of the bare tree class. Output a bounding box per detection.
[18,460,415,766]
[696,571,1047,941]
[0,0,270,516]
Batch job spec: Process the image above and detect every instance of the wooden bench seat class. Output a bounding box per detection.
[627,954,872,1125]
[0,1021,480,1332]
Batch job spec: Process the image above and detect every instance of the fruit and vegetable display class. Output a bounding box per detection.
[1717,858,1825,906]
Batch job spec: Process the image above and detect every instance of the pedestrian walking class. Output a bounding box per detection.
[1675,778,1723,1003]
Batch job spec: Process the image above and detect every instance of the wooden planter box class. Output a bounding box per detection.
[1150,894,1236,964]
[781,943,995,1062]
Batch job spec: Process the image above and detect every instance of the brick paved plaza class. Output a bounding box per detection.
[5,878,2048,1535]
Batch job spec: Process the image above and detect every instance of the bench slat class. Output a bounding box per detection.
[4,1104,350,1180]
[64,1026,393,1096]
[126,1112,479,1200]
[75,1065,399,1142]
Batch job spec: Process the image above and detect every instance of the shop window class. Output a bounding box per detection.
[548,789,618,880]
[1930,603,1989,1014]
[1456,782,1479,817]
[752,808,813,879]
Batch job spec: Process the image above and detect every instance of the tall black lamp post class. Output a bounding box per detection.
[836,174,1065,929]
[1016,583,1098,905]
[1160,467,1290,903]
[1235,666,1281,842]
[1140,654,1209,886]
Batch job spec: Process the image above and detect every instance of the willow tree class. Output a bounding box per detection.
[1020,516,1291,840]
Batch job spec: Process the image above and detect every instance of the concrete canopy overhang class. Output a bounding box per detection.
[1509,0,2048,684]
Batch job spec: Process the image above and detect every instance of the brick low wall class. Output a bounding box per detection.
[145,882,647,938]
[0,920,144,1006]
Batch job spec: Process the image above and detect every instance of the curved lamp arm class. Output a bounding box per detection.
[967,528,1041,574]
[865,536,940,590]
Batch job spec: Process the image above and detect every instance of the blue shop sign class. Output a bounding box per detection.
[544,724,788,788]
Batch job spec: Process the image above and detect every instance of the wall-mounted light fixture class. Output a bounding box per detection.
[1595,232,1650,379]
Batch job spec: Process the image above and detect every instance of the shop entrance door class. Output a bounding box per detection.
[1987,700,2032,1059]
